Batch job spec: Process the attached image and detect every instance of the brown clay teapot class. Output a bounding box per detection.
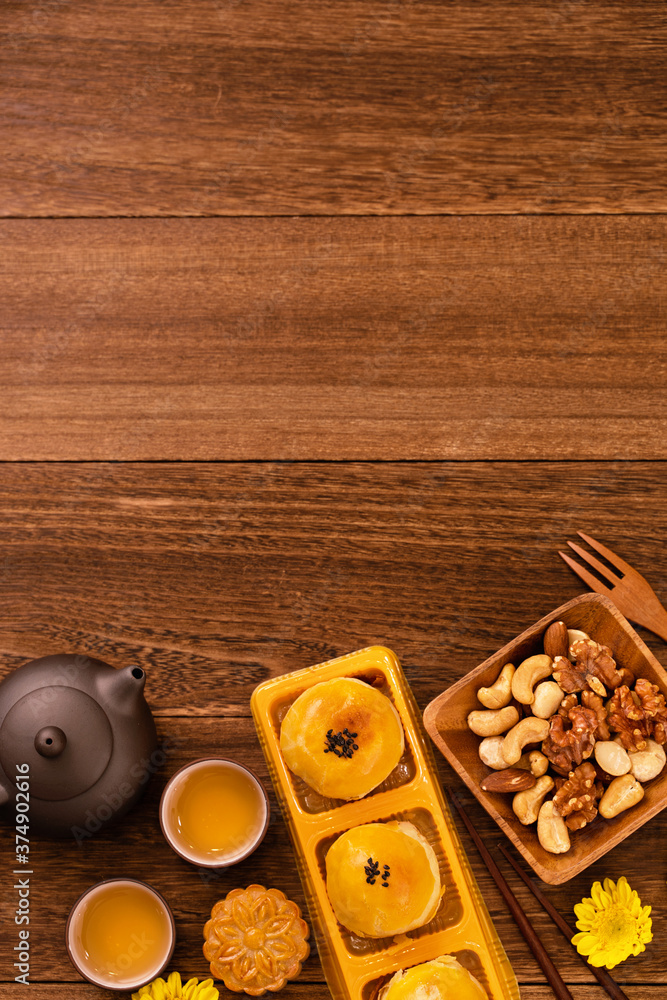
[0,653,158,839]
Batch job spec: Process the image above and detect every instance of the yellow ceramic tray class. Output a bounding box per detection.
[251,646,520,1000]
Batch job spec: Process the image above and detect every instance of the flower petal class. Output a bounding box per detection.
[152,979,168,1000]
[167,972,183,996]
[197,987,220,1000]
[573,933,598,956]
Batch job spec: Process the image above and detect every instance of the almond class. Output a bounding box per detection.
[480,769,536,793]
[543,620,569,660]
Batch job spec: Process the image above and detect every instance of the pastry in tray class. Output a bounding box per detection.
[280,676,404,800]
[325,820,442,938]
[378,954,488,1000]
[252,646,521,1000]
[203,884,310,996]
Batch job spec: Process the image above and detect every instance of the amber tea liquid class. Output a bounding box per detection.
[67,880,174,989]
[163,759,267,865]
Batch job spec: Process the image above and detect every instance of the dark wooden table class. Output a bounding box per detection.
[2,3,667,999]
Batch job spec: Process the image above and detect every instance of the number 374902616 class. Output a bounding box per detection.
[15,764,30,861]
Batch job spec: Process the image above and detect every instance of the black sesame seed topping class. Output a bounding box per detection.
[364,856,391,888]
[324,728,360,757]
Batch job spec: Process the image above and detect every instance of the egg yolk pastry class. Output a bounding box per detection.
[378,955,488,999]
[279,677,404,800]
[325,820,442,937]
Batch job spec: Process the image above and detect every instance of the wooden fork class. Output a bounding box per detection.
[559,531,667,642]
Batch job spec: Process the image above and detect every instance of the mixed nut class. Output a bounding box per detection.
[468,621,667,854]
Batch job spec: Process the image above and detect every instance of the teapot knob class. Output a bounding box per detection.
[34,726,67,758]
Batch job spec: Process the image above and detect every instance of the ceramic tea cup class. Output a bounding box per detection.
[66,878,175,991]
[159,757,270,868]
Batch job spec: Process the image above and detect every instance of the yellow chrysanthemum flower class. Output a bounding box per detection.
[132,971,219,1000]
[572,876,652,970]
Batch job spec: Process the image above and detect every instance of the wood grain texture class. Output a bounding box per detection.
[2,462,667,716]
[2,0,666,216]
[3,217,667,461]
[1,719,666,989]
[0,463,666,992]
[424,593,667,884]
[2,990,665,1000]
[1,991,664,1000]
[559,531,667,641]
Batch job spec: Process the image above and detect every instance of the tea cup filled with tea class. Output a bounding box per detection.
[160,757,270,867]
[66,878,175,991]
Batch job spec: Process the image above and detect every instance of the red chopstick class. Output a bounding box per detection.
[497,843,630,1000]
[449,790,576,1000]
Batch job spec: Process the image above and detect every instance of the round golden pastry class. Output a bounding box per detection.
[203,884,310,996]
[279,677,404,800]
[325,821,442,938]
[378,955,488,999]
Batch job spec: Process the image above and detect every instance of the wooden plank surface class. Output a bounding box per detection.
[2,217,667,461]
[3,989,666,1000]
[0,718,664,990]
[2,1,667,217]
[2,462,667,716]
[1,463,666,995]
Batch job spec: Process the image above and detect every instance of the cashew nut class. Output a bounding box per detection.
[513,775,554,825]
[531,681,564,719]
[511,654,553,705]
[501,717,550,765]
[594,741,631,777]
[477,663,515,709]
[479,736,510,770]
[537,800,571,854]
[567,628,590,661]
[629,739,666,783]
[514,750,549,776]
[599,774,645,818]
[468,705,519,738]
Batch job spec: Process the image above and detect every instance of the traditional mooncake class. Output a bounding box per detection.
[325,820,442,938]
[203,885,310,996]
[279,677,404,800]
[378,954,488,999]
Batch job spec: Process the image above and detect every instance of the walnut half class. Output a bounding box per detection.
[552,762,603,831]
[542,705,597,776]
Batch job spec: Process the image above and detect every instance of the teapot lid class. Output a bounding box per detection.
[0,686,113,801]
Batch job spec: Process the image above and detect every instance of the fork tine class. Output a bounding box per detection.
[577,531,637,578]
[559,550,613,596]
[567,540,623,585]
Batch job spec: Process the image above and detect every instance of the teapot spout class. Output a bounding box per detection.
[95,664,148,716]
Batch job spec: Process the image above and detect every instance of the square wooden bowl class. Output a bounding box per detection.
[423,593,667,884]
